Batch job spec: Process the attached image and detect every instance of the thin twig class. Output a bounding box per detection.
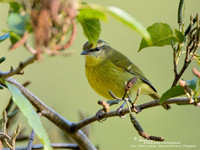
[10,32,29,50]
[2,143,79,150]
[0,55,36,78]
[54,20,77,51]
[24,42,37,54]
[27,130,35,150]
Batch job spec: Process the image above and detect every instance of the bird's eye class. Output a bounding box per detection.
[95,47,100,51]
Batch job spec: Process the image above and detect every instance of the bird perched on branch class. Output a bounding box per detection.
[81,39,170,110]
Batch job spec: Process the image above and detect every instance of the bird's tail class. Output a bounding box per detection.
[149,93,171,110]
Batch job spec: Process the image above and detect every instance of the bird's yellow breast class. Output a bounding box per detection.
[85,58,142,99]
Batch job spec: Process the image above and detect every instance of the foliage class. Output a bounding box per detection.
[0,0,199,149]
[5,80,52,150]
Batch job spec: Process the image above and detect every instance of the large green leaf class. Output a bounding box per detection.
[159,85,185,104]
[9,2,21,13]
[139,22,178,51]
[106,6,151,45]
[78,18,101,47]
[5,81,52,150]
[78,7,107,22]
[77,4,105,47]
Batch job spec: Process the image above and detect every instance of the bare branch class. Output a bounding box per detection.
[71,97,200,132]
[27,130,35,150]
[54,20,77,51]
[171,14,200,87]
[5,77,97,150]
[2,143,79,150]
[0,55,36,78]
[10,32,29,50]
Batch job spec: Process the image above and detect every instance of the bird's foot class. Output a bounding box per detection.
[117,101,127,118]
[95,109,107,122]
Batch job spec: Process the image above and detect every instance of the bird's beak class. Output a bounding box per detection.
[80,50,90,55]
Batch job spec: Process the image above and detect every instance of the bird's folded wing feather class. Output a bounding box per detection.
[109,50,157,92]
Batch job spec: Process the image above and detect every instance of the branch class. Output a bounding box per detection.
[9,32,29,50]
[171,13,200,87]
[5,77,97,150]
[0,55,36,78]
[27,130,35,150]
[54,20,77,51]
[178,0,185,30]
[2,143,79,150]
[71,97,200,132]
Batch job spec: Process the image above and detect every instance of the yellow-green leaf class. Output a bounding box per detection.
[106,6,151,45]
[139,22,178,51]
[78,18,100,47]
[159,85,185,104]
[5,81,52,150]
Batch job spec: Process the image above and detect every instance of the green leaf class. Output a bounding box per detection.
[9,31,21,44]
[78,7,107,22]
[139,22,178,51]
[8,13,27,36]
[5,81,52,150]
[159,85,185,104]
[106,6,151,45]
[78,18,100,47]
[185,77,197,91]
[0,57,6,64]
[174,29,185,44]
[0,33,10,42]
[195,55,200,66]
[9,2,21,13]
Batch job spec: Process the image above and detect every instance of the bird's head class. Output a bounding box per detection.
[81,39,111,66]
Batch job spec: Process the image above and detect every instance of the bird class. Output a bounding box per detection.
[81,39,170,110]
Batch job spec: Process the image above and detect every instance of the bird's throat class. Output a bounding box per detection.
[85,55,104,67]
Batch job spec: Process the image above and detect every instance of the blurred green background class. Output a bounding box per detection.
[0,0,200,149]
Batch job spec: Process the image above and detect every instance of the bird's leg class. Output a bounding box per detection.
[95,109,107,122]
[117,101,127,118]
[107,90,122,105]
[131,87,141,113]
[117,77,138,117]
[117,90,130,118]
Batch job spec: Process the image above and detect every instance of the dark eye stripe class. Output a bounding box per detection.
[90,47,100,52]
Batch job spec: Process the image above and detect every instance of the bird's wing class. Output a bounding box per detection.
[109,49,157,92]
[127,63,157,92]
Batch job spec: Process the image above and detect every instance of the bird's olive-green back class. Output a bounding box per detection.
[105,46,157,92]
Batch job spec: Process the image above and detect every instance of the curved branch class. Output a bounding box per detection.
[5,77,96,150]
[71,97,200,132]
[4,77,199,146]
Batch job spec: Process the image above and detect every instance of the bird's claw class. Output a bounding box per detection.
[117,107,127,118]
[95,109,107,122]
